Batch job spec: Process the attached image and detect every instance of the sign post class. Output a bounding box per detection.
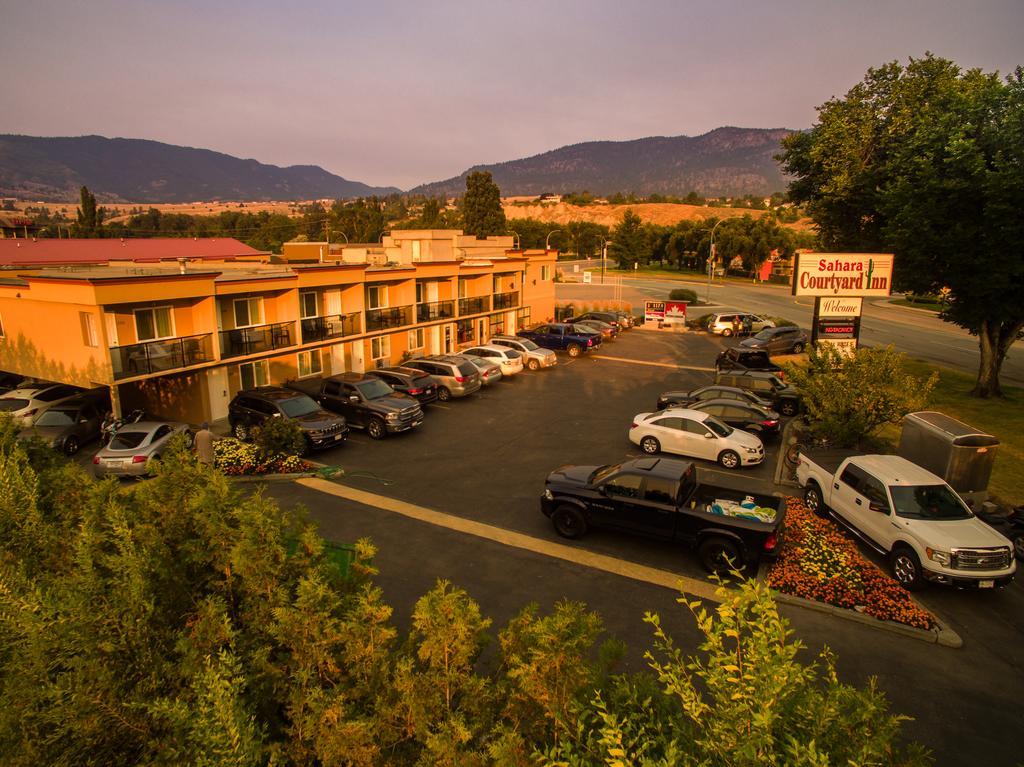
[792,254,893,353]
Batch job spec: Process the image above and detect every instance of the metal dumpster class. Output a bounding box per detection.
[897,411,999,497]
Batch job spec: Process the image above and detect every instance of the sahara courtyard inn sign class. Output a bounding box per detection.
[792,253,895,297]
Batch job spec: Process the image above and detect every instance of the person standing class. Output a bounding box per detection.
[195,422,215,466]
[731,316,741,337]
[743,314,753,336]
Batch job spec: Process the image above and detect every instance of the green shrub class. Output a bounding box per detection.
[253,416,307,457]
[668,288,698,303]
[213,437,310,475]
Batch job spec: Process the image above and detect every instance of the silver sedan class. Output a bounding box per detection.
[92,421,193,477]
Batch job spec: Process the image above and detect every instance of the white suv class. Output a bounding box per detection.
[463,344,525,376]
[707,313,774,337]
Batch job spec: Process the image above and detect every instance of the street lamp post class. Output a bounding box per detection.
[707,219,725,304]
[545,229,562,251]
[601,240,610,284]
[509,231,521,250]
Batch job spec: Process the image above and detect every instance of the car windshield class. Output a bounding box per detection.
[279,395,320,418]
[519,340,539,351]
[754,329,774,340]
[110,431,147,450]
[589,464,620,484]
[356,379,394,399]
[705,416,734,437]
[0,398,28,411]
[35,409,77,427]
[890,485,972,520]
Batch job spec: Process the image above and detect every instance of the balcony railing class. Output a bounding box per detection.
[301,312,361,344]
[365,305,413,332]
[458,296,491,315]
[416,300,455,323]
[219,321,297,359]
[492,291,519,310]
[110,333,214,380]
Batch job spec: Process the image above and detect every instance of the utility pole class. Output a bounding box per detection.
[601,240,607,284]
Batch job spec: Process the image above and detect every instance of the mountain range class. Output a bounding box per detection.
[412,127,796,198]
[0,127,795,203]
[0,135,399,203]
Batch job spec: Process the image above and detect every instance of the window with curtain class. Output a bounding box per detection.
[135,306,174,341]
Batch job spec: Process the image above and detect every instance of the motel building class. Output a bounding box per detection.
[0,231,556,424]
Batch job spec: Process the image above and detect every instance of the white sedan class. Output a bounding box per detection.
[462,344,525,376]
[628,408,765,469]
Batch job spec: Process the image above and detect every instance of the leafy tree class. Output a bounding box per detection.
[545,578,930,766]
[461,171,507,238]
[609,209,648,268]
[252,416,307,457]
[72,185,105,237]
[782,345,937,448]
[779,54,1024,397]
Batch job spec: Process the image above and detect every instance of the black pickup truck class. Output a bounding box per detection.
[287,373,424,439]
[541,456,784,574]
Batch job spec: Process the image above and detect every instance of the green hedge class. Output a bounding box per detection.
[668,288,698,303]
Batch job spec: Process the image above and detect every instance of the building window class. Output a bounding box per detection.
[0,312,6,338]
[239,360,269,390]
[299,292,318,319]
[488,313,504,338]
[540,265,550,281]
[367,285,388,310]
[408,328,424,349]
[135,306,175,341]
[411,241,421,261]
[371,335,390,361]
[517,307,531,330]
[456,319,474,344]
[233,297,264,328]
[415,281,425,303]
[80,312,99,347]
[297,349,323,378]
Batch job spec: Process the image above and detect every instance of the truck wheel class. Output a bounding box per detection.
[567,344,582,358]
[640,436,660,454]
[804,482,827,517]
[527,359,540,371]
[552,505,587,539]
[698,537,743,575]
[718,450,740,469]
[232,422,250,441]
[437,387,452,402]
[367,418,386,440]
[890,546,926,591]
[779,401,798,417]
[792,342,805,354]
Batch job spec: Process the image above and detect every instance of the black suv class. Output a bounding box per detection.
[289,373,424,440]
[228,387,348,451]
[715,347,784,375]
[714,370,801,417]
[366,366,439,405]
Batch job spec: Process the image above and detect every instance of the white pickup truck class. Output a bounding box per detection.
[796,451,1016,590]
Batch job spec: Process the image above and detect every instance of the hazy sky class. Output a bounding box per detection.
[2,0,1021,189]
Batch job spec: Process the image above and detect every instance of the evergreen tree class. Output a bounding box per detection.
[73,185,105,237]
[461,171,506,238]
[609,208,649,268]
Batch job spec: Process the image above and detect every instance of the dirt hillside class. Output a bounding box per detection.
[504,201,816,231]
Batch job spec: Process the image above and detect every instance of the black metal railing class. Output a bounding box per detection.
[219,321,297,359]
[492,291,519,310]
[416,300,455,323]
[300,312,361,343]
[365,305,413,332]
[110,333,214,380]
[458,296,490,315]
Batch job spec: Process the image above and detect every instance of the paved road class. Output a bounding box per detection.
[249,330,1022,765]
[557,264,1023,385]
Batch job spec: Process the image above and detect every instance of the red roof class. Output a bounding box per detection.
[0,238,266,267]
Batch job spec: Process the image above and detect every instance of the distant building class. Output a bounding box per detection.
[0,212,42,239]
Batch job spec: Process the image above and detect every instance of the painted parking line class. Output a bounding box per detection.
[297,477,722,603]
[428,404,451,410]
[591,355,716,373]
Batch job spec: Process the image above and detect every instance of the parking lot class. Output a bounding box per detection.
[312,327,783,582]
[261,326,1024,766]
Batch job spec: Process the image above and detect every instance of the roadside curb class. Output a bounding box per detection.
[228,471,321,483]
[770,591,963,648]
[875,299,942,315]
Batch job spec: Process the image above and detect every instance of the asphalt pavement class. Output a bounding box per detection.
[556,265,1023,385]
[247,329,1022,766]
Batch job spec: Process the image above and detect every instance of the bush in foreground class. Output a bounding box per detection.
[0,422,929,765]
[668,287,698,303]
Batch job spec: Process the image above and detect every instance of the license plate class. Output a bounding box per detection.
[979,580,995,588]
[333,433,343,441]
[412,419,423,427]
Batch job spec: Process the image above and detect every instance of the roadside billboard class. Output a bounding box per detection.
[664,301,687,324]
[644,300,665,323]
[792,253,894,297]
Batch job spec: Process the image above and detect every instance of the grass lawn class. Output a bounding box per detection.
[605,266,783,288]
[878,361,1024,504]
[891,298,942,312]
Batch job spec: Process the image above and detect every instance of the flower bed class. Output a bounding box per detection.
[767,498,934,630]
[213,438,313,476]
